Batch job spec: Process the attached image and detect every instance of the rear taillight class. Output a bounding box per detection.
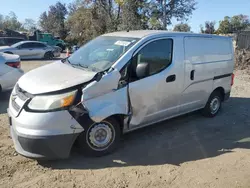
[5,62,21,68]
[231,73,235,86]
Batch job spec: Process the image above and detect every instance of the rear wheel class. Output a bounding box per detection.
[77,117,121,157]
[202,91,222,117]
[44,51,54,60]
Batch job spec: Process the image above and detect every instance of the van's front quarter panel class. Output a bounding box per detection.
[82,68,129,123]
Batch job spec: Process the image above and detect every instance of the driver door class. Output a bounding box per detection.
[15,43,34,59]
[128,38,181,129]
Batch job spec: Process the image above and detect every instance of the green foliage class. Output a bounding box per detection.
[217,15,250,34]
[1,0,197,44]
[0,12,23,31]
[153,0,197,29]
[39,1,68,39]
[23,19,37,32]
[173,23,191,32]
[200,21,216,34]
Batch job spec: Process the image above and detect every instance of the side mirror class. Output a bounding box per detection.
[136,62,149,79]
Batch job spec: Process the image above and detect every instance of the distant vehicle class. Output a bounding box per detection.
[29,30,66,52]
[0,37,24,46]
[0,41,61,60]
[7,31,234,159]
[0,52,23,93]
[0,29,66,52]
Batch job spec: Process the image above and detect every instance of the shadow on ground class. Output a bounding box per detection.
[39,96,250,169]
[0,91,11,114]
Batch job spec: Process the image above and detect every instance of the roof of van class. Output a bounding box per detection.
[103,30,231,39]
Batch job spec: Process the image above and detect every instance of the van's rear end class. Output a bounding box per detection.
[183,35,234,110]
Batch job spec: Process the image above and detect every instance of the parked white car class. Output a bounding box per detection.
[0,41,60,60]
[0,52,24,93]
[7,30,234,159]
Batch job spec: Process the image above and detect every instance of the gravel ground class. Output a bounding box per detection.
[1,60,250,188]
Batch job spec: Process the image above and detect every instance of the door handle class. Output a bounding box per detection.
[166,75,176,82]
[190,70,195,80]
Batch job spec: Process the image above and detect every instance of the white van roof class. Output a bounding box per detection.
[103,30,231,39]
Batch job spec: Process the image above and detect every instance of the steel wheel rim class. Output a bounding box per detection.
[210,97,220,114]
[86,122,115,151]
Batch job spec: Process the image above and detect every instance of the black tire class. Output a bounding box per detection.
[44,51,54,60]
[202,91,222,117]
[77,117,121,157]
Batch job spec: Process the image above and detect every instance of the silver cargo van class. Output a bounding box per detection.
[7,31,235,159]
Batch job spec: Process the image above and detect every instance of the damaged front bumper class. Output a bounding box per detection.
[8,108,84,159]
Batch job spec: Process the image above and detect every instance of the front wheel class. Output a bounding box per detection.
[77,117,121,157]
[202,91,222,117]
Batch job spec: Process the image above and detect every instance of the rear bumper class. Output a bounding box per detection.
[0,69,23,92]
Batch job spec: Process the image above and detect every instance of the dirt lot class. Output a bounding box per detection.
[1,60,250,188]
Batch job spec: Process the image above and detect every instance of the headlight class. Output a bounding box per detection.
[28,90,77,111]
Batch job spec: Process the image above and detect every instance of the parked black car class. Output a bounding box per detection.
[0,37,25,46]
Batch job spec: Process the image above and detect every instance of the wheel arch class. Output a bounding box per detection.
[213,87,225,101]
[4,51,13,54]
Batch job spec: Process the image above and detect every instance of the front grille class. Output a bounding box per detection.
[11,84,32,112]
[15,84,30,101]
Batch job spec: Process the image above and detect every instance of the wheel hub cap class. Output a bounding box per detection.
[89,123,113,149]
[210,97,220,114]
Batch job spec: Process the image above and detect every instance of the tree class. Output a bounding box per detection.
[120,0,148,30]
[0,12,22,30]
[200,21,216,34]
[173,23,191,32]
[231,14,250,32]
[23,19,36,32]
[217,15,250,34]
[154,0,197,30]
[217,16,231,34]
[66,0,197,44]
[39,2,68,39]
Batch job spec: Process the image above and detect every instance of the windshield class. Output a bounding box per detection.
[11,41,23,47]
[67,36,139,72]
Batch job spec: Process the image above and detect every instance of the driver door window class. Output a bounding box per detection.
[130,39,173,82]
[19,43,33,49]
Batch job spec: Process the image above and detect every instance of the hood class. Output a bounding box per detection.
[0,52,20,62]
[18,61,97,94]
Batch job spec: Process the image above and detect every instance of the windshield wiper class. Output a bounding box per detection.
[77,64,88,69]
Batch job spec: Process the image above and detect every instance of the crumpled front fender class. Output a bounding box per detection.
[82,69,129,122]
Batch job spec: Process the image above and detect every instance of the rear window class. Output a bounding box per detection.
[184,37,233,64]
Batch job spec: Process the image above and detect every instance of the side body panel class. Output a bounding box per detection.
[180,36,234,114]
